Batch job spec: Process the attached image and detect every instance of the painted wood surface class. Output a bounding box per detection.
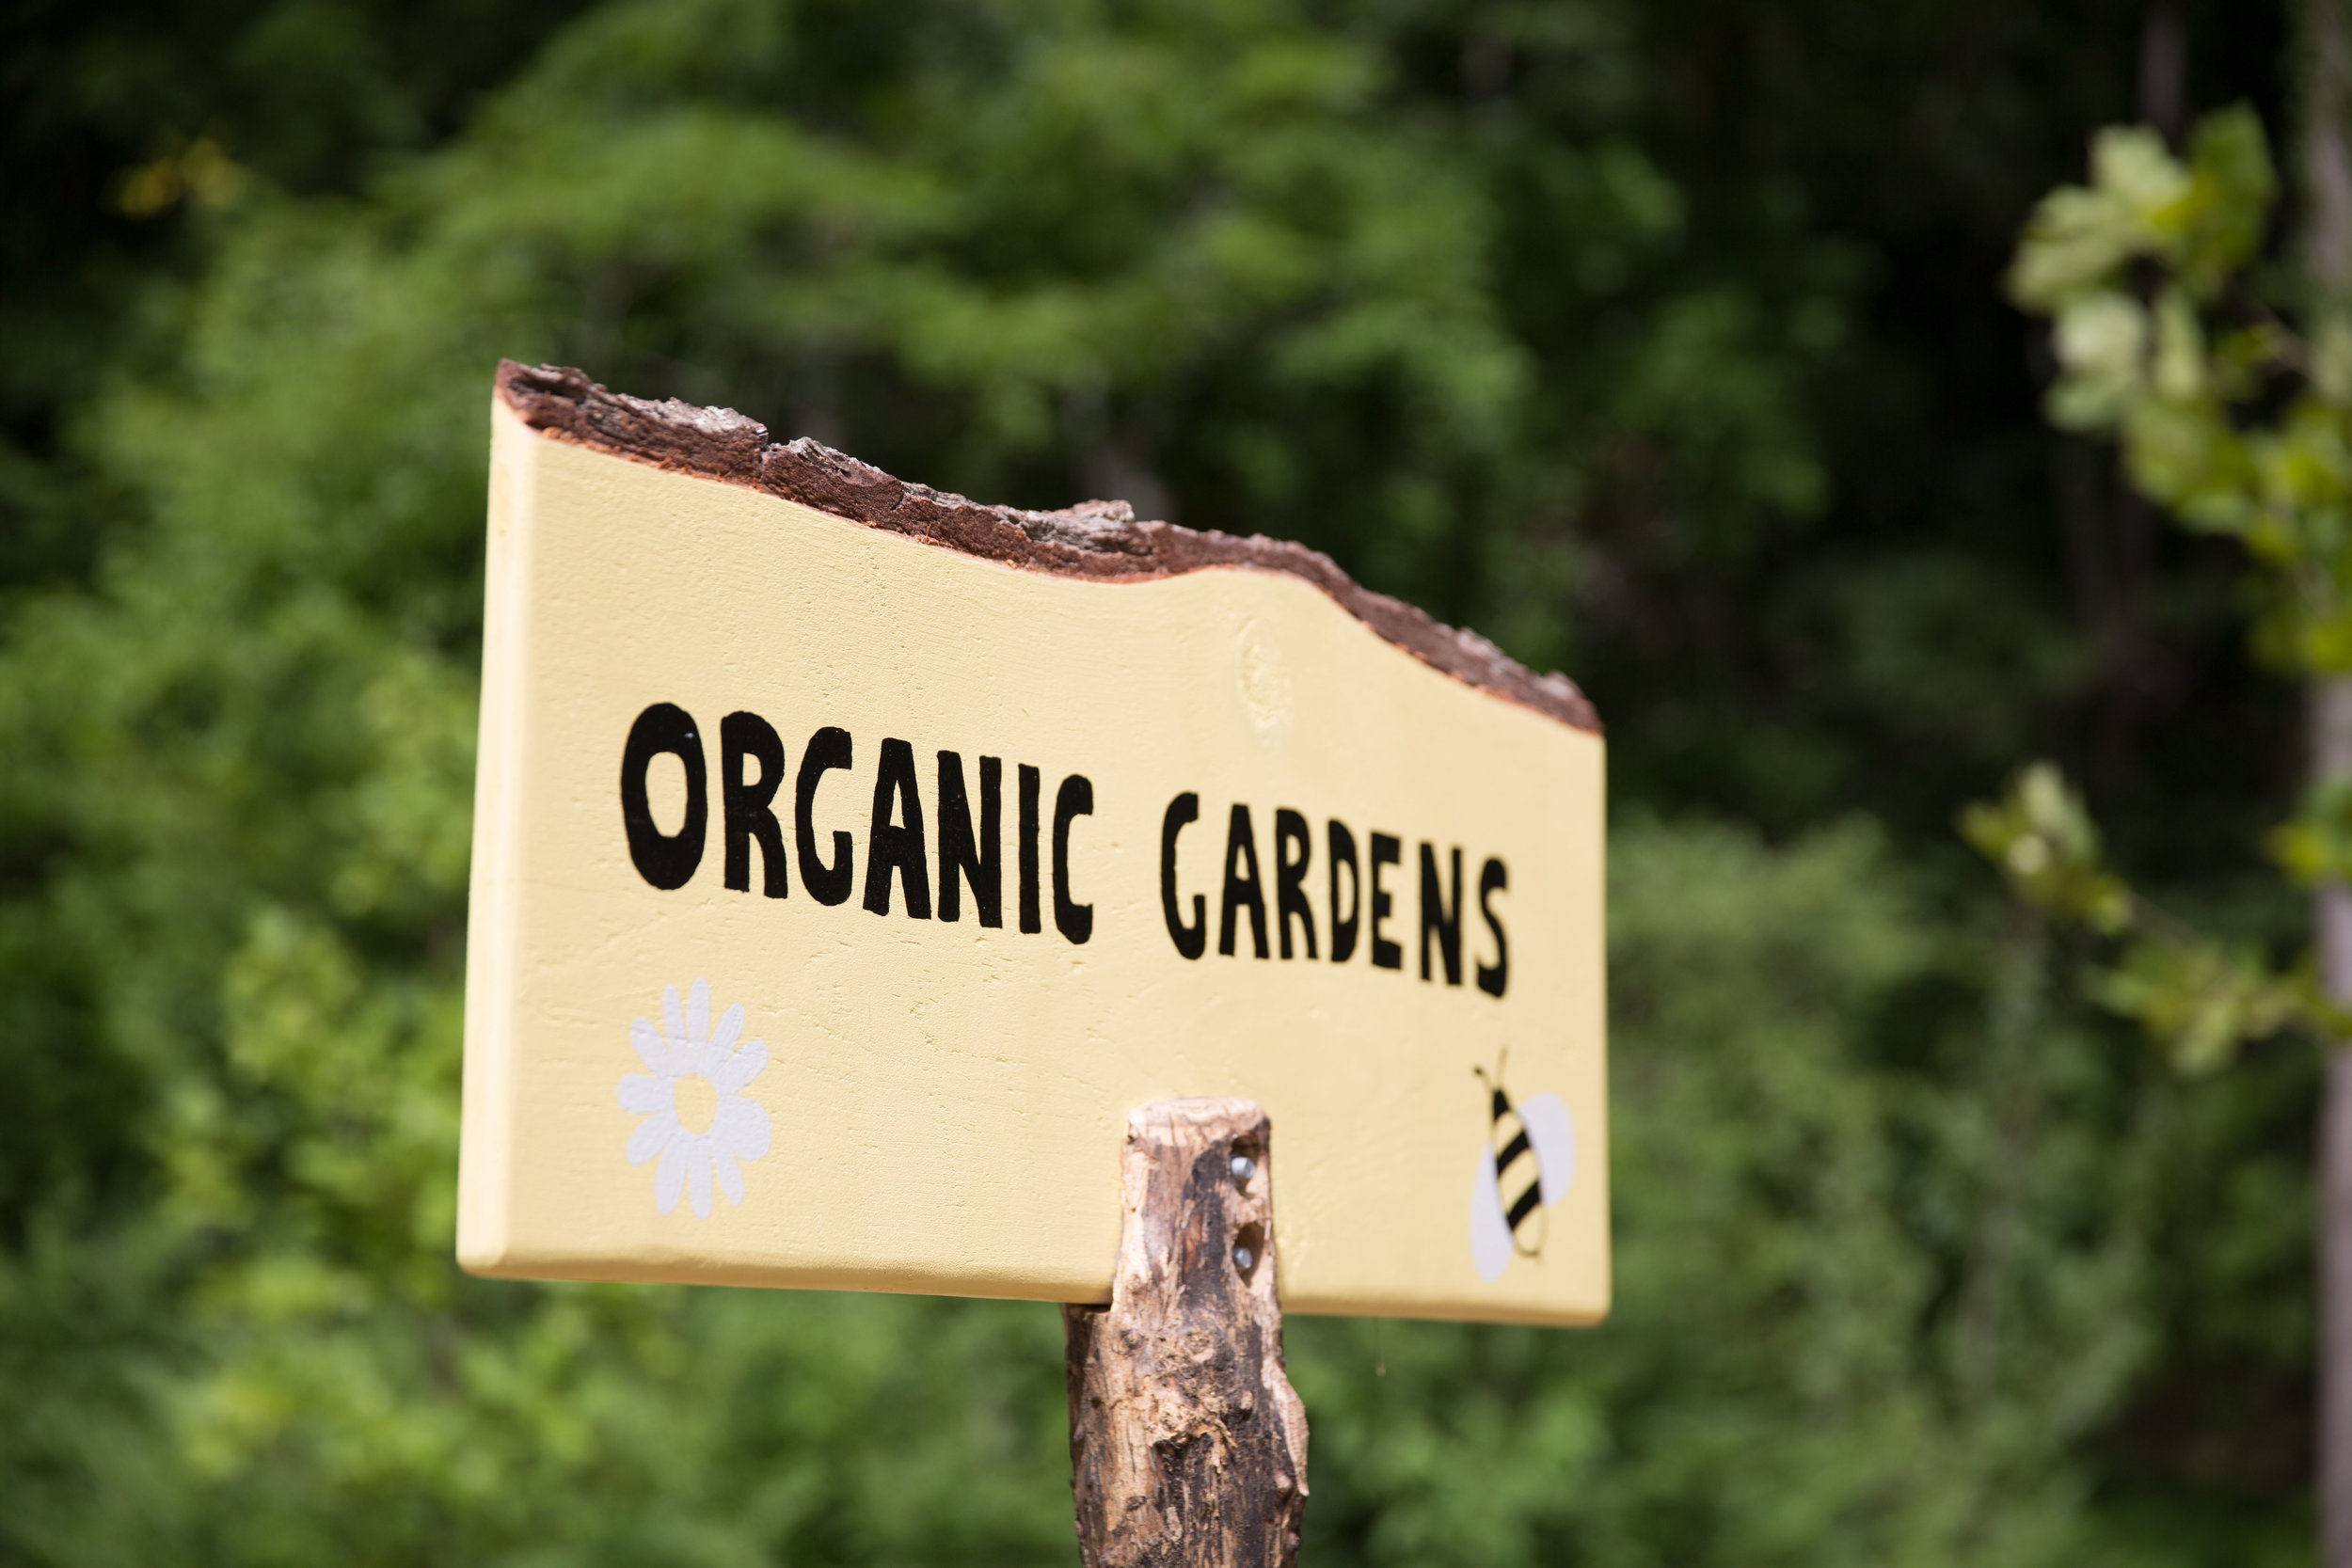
[457,378,1610,1323]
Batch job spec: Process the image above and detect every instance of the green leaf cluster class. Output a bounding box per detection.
[1970,104,2352,1103]
[1960,762,2134,936]
[1963,761,2340,1077]
[2010,107,2352,671]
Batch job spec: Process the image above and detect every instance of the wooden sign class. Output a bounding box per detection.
[457,363,1610,1325]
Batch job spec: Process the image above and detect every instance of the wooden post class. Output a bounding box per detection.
[1063,1099,1309,1568]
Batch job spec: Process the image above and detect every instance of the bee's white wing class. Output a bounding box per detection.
[1519,1093,1576,1207]
[1469,1147,1513,1282]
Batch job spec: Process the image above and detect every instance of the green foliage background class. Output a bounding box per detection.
[0,0,2317,1562]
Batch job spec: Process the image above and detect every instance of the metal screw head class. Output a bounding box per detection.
[1231,1154,1256,1184]
[1232,1243,1255,1273]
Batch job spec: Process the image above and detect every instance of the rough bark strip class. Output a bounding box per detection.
[2317,673,2352,1568]
[2308,0,2352,1554]
[1063,1100,1307,1568]
[496,360,1599,736]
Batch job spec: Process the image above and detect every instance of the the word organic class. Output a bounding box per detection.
[619,702,1096,943]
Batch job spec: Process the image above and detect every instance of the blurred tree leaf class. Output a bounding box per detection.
[1964,761,2346,1075]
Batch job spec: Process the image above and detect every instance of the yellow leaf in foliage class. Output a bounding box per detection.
[1958,762,2133,934]
[2151,288,2205,399]
[2172,105,2277,300]
[2090,125,2191,218]
[2047,292,2147,429]
[2089,940,2306,1075]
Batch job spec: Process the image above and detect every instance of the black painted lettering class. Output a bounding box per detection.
[720,711,787,897]
[1273,809,1316,959]
[620,703,707,891]
[1053,774,1094,944]
[863,737,932,918]
[1018,764,1042,934]
[1369,832,1403,970]
[1219,805,1269,959]
[1419,843,1463,985]
[935,752,1002,926]
[1327,819,1359,963]
[795,725,855,905]
[1162,793,1207,959]
[1477,856,1510,997]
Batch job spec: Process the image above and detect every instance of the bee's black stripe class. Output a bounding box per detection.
[1505,1181,1543,1230]
[1495,1128,1533,1176]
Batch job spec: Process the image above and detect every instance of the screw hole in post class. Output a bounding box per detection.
[1232,1220,1266,1283]
[1229,1134,1263,1189]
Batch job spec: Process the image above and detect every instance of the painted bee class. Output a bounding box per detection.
[1469,1051,1576,1283]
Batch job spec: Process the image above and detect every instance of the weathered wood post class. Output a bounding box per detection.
[1064,1100,1308,1568]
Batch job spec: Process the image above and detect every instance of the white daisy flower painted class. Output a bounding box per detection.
[617,978,772,1219]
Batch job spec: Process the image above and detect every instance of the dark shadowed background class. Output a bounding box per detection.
[0,1,2313,1562]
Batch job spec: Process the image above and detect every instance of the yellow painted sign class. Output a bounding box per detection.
[458,368,1610,1324]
